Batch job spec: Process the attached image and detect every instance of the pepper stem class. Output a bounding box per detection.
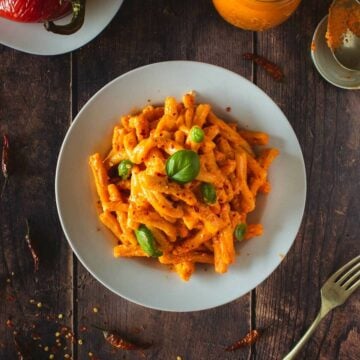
[44,0,86,35]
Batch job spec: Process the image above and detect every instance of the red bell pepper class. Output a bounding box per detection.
[0,0,86,35]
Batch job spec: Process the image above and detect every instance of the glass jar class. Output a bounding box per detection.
[212,0,302,31]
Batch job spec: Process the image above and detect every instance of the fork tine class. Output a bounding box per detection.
[342,269,360,289]
[337,262,360,285]
[327,255,360,283]
[346,278,360,294]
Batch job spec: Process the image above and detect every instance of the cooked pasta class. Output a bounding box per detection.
[89,92,279,281]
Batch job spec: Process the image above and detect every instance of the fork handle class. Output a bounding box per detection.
[283,306,330,360]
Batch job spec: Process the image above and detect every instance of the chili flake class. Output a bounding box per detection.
[243,53,284,82]
[1,134,9,197]
[25,220,40,272]
[226,329,261,351]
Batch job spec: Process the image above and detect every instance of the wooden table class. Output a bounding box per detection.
[1,1,359,359]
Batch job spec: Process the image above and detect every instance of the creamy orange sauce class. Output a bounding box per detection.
[311,40,316,52]
[326,0,360,49]
[212,0,301,31]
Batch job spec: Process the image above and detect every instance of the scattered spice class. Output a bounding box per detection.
[6,294,16,302]
[25,219,40,272]
[93,325,150,351]
[31,333,41,341]
[1,134,9,197]
[225,329,261,351]
[6,318,14,328]
[243,53,284,82]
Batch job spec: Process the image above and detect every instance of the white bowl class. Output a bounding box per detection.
[56,61,306,312]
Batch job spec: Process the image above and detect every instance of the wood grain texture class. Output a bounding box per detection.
[0,48,73,359]
[253,1,360,359]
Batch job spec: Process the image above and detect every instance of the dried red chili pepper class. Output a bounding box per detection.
[25,220,39,272]
[225,329,260,351]
[1,134,9,197]
[93,325,150,351]
[243,53,284,82]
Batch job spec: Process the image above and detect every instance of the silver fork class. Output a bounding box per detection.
[283,255,360,360]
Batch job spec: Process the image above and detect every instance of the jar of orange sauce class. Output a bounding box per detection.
[212,0,301,31]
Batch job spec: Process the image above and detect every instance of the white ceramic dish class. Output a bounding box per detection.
[311,16,360,90]
[0,0,124,55]
[56,61,307,312]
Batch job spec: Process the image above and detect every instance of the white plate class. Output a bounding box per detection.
[0,0,124,55]
[56,61,307,312]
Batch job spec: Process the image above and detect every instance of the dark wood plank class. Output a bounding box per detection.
[254,1,360,359]
[0,47,73,359]
[73,1,254,359]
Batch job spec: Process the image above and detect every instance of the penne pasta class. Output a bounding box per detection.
[89,93,278,280]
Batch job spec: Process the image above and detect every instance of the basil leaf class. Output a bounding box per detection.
[189,126,204,143]
[135,225,162,258]
[165,150,200,184]
[234,223,247,242]
[200,182,217,204]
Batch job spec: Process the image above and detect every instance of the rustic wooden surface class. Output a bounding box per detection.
[0,0,359,359]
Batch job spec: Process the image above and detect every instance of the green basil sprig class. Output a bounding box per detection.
[234,223,247,242]
[135,225,162,258]
[200,182,217,204]
[117,159,133,180]
[165,150,200,184]
[189,126,204,143]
